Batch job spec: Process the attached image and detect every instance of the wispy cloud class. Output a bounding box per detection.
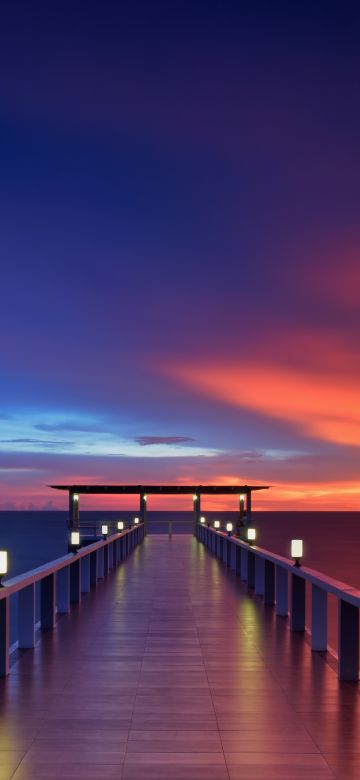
[135,435,195,446]
[35,421,110,433]
[0,438,74,448]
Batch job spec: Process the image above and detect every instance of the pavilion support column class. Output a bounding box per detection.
[245,491,252,527]
[140,493,147,535]
[236,493,245,536]
[193,493,200,535]
[69,490,79,530]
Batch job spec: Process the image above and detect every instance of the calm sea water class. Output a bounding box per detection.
[1,510,359,652]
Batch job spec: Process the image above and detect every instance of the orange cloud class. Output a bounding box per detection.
[166,361,360,447]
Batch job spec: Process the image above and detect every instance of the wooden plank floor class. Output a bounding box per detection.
[1,535,360,779]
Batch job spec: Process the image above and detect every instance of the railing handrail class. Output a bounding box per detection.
[209,527,360,608]
[0,525,142,600]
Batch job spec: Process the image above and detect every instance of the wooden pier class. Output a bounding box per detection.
[1,534,359,779]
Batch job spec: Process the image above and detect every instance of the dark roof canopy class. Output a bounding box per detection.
[50,484,268,495]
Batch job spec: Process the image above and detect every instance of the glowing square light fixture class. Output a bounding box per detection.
[73,493,79,502]
[247,527,256,544]
[101,524,108,538]
[200,516,206,524]
[134,517,140,525]
[226,522,233,535]
[70,531,80,553]
[193,494,198,501]
[291,539,303,566]
[117,521,124,531]
[0,550,8,585]
[214,520,220,529]
[143,495,147,501]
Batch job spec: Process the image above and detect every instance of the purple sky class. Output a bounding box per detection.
[1,1,360,510]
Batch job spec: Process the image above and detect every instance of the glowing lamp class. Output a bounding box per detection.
[101,524,108,538]
[291,539,303,566]
[73,493,79,502]
[134,517,140,525]
[193,494,198,501]
[226,522,233,535]
[143,495,147,501]
[0,551,8,586]
[200,516,206,524]
[247,527,256,545]
[117,521,124,531]
[70,531,80,553]
[214,520,220,530]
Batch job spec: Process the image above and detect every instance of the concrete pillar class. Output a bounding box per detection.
[338,600,359,681]
[18,584,35,648]
[311,584,327,651]
[69,490,80,530]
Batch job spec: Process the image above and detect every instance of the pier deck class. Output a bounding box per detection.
[1,536,359,779]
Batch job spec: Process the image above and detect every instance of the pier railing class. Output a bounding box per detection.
[0,523,144,676]
[197,523,359,682]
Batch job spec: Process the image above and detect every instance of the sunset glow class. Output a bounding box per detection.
[1,3,359,512]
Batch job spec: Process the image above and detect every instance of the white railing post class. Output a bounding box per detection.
[247,550,255,589]
[0,597,10,676]
[97,547,104,579]
[338,600,359,681]
[311,584,327,651]
[90,550,98,586]
[18,583,36,648]
[264,560,275,605]
[70,559,81,604]
[240,548,248,581]
[255,555,265,596]
[40,573,56,629]
[276,565,288,616]
[57,567,70,613]
[81,554,90,593]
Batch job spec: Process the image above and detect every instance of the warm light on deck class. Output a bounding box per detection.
[102,524,108,537]
[73,493,79,502]
[134,517,140,525]
[117,521,124,531]
[226,522,233,534]
[214,520,220,529]
[200,516,206,524]
[247,527,256,544]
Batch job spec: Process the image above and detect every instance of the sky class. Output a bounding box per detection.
[1,0,360,511]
